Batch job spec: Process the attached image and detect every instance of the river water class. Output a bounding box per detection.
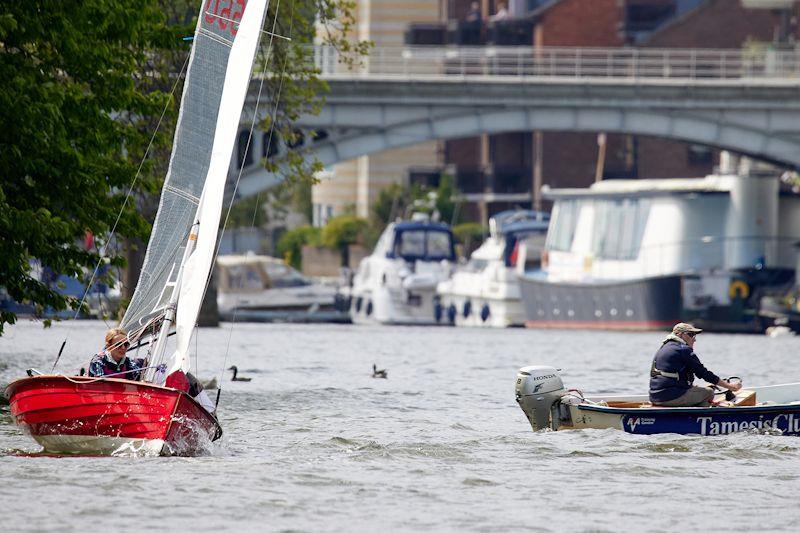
[2,319,800,532]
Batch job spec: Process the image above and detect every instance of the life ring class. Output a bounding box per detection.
[728,280,750,300]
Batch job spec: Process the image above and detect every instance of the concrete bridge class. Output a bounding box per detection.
[232,45,800,199]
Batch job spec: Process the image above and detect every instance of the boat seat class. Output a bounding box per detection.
[605,400,652,408]
[719,389,756,407]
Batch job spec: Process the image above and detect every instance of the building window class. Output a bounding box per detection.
[262,131,279,159]
[236,130,254,169]
[687,144,713,165]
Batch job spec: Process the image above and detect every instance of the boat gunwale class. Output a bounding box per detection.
[575,402,800,416]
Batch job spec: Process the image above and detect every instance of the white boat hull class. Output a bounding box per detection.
[33,434,165,456]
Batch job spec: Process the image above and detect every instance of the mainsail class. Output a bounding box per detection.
[121,0,268,379]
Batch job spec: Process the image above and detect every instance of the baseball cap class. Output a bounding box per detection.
[672,322,702,334]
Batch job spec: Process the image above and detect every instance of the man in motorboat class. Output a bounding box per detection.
[649,322,742,407]
[87,327,147,380]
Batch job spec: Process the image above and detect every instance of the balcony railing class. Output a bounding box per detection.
[314,45,800,81]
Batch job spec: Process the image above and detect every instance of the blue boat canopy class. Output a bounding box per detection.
[386,221,455,262]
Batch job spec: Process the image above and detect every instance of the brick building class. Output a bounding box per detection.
[429,0,799,220]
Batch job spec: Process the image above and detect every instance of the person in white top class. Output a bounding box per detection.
[491,2,509,21]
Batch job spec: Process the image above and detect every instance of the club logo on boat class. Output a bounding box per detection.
[627,417,656,432]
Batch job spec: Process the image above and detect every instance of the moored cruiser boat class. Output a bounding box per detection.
[350,214,456,325]
[216,254,345,322]
[436,210,549,327]
[515,366,800,436]
[520,171,800,332]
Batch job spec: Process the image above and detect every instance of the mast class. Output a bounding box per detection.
[145,218,200,384]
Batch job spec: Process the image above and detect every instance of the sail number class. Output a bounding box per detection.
[204,0,246,36]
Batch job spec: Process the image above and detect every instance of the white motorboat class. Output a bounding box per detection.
[515,366,800,436]
[216,254,345,322]
[436,210,549,327]
[349,214,456,325]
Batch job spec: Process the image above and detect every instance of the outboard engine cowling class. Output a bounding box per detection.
[515,366,566,431]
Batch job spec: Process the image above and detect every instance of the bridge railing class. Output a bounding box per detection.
[314,45,800,80]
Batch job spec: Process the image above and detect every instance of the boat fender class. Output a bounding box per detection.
[729,280,750,300]
[366,300,373,316]
[463,300,472,318]
[447,304,456,324]
[480,304,490,322]
[433,297,443,323]
[165,371,190,393]
[354,296,363,313]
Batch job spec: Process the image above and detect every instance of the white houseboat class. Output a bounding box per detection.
[436,210,549,327]
[520,171,800,332]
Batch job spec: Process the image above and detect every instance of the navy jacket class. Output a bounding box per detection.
[88,352,146,381]
[649,339,720,402]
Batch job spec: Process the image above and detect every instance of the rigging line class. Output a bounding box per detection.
[216,0,294,390]
[53,52,191,372]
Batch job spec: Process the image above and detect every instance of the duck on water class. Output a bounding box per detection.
[227,365,251,382]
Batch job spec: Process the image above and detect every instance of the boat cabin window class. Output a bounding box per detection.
[592,199,650,260]
[427,231,453,259]
[263,262,310,288]
[225,264,266,291]
[392,229,455,261]
[546,200,580,252]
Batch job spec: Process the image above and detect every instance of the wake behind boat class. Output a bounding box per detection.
[4,0,270,456]
[515,366,800,436]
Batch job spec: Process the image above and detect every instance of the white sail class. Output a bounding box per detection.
[121,0,268,338]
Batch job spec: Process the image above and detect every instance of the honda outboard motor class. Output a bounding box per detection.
[515,366,566,431]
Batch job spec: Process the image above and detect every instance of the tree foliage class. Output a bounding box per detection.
[319,214,368,249]
[276,225,320,269]
[256,0,371,207]
[0,1,191,334]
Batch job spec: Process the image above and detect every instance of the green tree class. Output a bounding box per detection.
[319,215,368,249]
[276,225,321,269]
[0,1,190,334]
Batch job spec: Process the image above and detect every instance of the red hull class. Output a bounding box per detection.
[4,376,221,456]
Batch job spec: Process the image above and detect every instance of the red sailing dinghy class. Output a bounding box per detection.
[6,377,221,456]
[4,0,269,456]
